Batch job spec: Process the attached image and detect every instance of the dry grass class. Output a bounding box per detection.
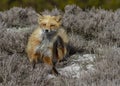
[0,5,120,86]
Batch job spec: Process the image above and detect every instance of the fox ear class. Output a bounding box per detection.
[55,15,62,22]
[37,13,44,23]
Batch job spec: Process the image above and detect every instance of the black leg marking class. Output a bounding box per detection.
[56,36,64,48]
[32,61,36,69]
[52,38,58,64]
[53,66,60,76]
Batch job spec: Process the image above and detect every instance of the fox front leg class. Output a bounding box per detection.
[52,36,67,64]
[43,56,60,75]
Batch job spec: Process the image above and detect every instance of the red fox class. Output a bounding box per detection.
[26,14,69,75]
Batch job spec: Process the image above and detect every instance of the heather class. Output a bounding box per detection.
[0,5,120,86]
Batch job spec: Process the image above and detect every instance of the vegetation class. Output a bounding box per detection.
[1,0,120,11]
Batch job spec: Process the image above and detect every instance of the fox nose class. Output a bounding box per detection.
[45,29,50,33]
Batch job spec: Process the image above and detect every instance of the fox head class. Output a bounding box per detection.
[38,14,62,33]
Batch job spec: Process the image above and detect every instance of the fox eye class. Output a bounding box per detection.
[41,23,46,27]
[50,24,55,27]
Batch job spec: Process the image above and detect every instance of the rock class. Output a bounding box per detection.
[47,54,96,79]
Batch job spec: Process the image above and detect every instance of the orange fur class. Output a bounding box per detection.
[26,15,69,75]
